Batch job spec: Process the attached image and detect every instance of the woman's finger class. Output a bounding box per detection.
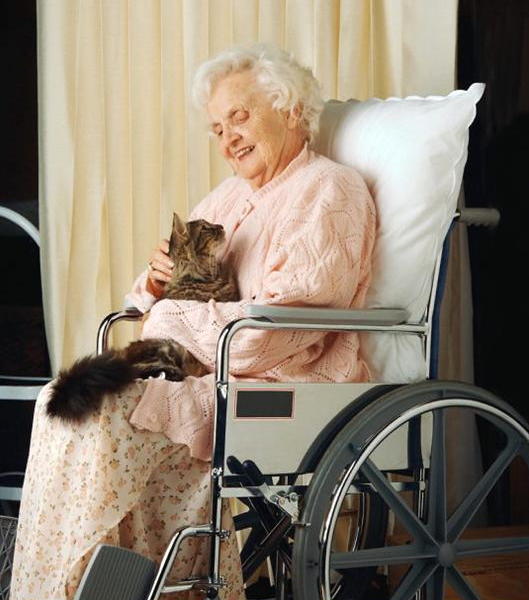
[151,240,173,271]
[149,264,172,282]
[146,238,173,296]
[153,251,174,272]
[150,254,173,276]
[155,239,170,261]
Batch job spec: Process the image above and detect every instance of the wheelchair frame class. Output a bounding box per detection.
[83,207,529,600]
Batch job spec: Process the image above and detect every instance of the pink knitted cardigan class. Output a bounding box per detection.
[126,146,376,461]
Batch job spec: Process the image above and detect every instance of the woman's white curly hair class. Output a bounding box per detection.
[192,44,324,145]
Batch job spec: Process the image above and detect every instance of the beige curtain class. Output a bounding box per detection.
[38,0,460,372]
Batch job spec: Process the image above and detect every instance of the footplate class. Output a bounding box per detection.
[74,545,156,600]
[75,526,227,599]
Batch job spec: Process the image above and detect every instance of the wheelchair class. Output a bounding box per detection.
[75,86,529,600]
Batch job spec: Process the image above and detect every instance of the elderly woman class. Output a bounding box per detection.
[11,44,375,599]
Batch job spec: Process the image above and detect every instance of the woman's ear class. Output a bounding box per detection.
[287,103,302,129]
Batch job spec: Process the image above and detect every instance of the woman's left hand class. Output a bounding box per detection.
[146,239,174,298]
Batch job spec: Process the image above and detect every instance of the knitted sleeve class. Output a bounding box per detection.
[141,173,376,377]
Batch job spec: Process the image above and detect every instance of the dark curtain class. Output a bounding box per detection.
[1,1,45,507]
[458,0,529,525]
[458,0,529,418]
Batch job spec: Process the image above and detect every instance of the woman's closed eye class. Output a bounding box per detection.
[210,125,223,138]
[209,109,249,138]
[233,109,249,124]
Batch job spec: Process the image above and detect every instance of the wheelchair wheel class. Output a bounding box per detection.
[292,381,529,600]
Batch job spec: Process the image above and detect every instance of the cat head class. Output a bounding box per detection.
[168,213,225,266]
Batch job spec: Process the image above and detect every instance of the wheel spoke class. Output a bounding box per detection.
[360,459,437,546]
[456,536,529,558]
[448,436,521,541]
[389,561,438,600]
[427,410,447,541]
[426,566,445,600]
[446,566,480,600]
[331,543,437,570]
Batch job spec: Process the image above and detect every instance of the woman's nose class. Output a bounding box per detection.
[222,125,241,147]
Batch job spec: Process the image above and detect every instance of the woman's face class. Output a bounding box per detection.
[206,70,305,190]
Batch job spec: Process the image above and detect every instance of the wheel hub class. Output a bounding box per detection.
[437,542,456,567]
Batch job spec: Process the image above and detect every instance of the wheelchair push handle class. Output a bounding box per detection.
[456,207,500,228]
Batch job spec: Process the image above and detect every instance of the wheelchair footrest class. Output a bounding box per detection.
[74,544,157,600]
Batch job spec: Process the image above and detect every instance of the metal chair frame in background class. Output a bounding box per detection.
[0,206,50,600]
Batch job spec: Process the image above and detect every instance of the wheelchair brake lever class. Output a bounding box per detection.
[243,460,300,520]
[227,457,300,521]
[241,460,266,486]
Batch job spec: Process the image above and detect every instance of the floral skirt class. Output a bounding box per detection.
[10,381,245,600]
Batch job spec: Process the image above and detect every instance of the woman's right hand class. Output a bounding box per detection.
[146,239,174,298]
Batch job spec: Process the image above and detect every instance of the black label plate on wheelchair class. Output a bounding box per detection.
[235,389,294,419]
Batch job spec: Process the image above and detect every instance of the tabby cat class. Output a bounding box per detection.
[47,213,239,422]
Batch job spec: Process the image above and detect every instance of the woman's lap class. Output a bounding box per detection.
[11,380,244,600]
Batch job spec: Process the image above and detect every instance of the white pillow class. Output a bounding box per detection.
[314,83,485,382]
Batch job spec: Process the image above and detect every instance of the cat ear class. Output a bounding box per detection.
[171,213,186,239]
[187,221,203,249]
[168,213,187,258]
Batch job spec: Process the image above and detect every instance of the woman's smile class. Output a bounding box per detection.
[233,145,255,160]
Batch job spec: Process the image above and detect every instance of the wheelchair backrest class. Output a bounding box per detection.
[313,84,485,383]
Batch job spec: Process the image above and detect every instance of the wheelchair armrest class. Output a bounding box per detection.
[245,305,410,326]
[97,308,143,354]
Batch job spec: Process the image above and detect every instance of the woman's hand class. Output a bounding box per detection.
[146,239,174,298]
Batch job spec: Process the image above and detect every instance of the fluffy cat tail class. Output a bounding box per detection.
[46,352,138,422]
